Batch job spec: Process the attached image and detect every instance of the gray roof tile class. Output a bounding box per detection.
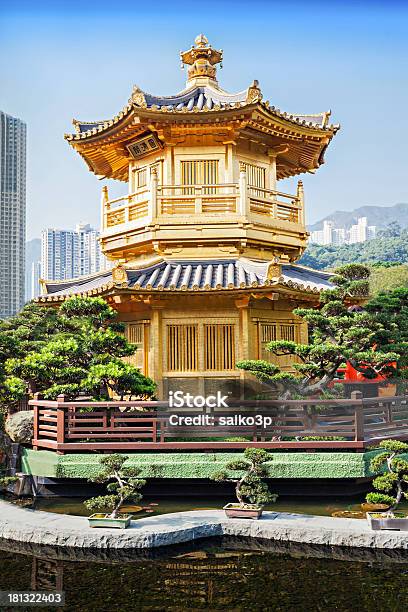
[43,259,333,299]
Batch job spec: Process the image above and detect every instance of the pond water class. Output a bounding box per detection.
[0,536,407,611]
[28,495,408,519]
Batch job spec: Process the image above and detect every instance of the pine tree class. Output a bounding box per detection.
[237,264,400,398]
[84,455,146,519]
[0,297,155,403]
[366,440,408,515]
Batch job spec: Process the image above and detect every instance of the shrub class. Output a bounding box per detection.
[366,439,408,515]
[84,454,146,519]
[211,448,277,508]
[1,297,155,401]
[301,436,346,441]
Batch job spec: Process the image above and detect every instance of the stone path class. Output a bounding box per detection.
[0,500,407,550]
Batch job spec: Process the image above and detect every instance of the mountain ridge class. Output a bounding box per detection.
[308,202,408,231]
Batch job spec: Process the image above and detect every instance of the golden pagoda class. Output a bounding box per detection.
[39,35,339,397]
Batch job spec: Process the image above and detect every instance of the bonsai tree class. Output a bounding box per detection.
[84,454,146,519]
[211,448,277,508]
[364,287,408,371]
[84,361,156,401]
[0,376,27,417]
[366,439,408,516]
[1,297,155,401]
[237,264,400,398]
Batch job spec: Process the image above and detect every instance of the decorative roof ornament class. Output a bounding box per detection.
[129,85,147,108]
[180,34,223,84]
[246,80,263,104]
[112,263,129,288]
[267,257,282,281]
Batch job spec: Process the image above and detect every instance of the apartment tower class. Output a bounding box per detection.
[0,111,26,318]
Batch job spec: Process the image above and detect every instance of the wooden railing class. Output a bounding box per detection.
[101,173,304,231]
[248,186,302,223]
[158,184,239,215]
[105,189,149,228]
[29,394,408,454]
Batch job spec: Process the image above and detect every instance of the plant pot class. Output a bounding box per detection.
[366,512,408,531]
[88,514,131,529]
[331,510,366,520]
[361,503,390,512]
[223,503,263,519]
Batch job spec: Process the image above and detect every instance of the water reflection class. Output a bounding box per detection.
[0,537,407,611]
[31,558,63,593]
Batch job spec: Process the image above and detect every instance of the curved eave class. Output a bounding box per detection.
[35,280,325,304]
[65,98,338,144]
[65,101,338,181]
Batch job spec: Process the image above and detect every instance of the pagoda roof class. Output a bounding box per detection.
[64,35,339,181]
[38,258,334,302]
[67,81,336,142]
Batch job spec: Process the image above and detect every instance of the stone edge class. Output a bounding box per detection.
[0,501,407,551]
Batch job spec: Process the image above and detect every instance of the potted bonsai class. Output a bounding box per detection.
[84,454,146,529]
[366,439,408,531]
[211,448,277,519]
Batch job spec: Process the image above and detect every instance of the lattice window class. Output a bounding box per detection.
[260,323,277,360]
[259,321,297,363]
[136,168,147,188]
[127,323,143,345]
[125,323,144,370]
[204,324,235,371]
[241,162,266,196]
[167,324,198,372]
[280,324,296,342]
[133,162,161,191]
[181,160,219,194]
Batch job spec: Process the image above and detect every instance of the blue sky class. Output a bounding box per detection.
[1,0,407,239]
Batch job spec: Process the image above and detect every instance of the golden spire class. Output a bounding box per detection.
[180,34,223,84]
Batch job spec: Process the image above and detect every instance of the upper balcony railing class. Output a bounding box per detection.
[102,168,305,232]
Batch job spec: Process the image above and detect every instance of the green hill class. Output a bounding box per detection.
[369,265,408,294]
[300,234,408,270]
[299,230,408,294]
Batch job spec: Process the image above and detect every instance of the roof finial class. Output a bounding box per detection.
[180,34,223,84]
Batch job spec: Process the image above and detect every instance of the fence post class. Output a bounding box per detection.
[385,399,392,424]
[101,185,109,231]
[149,167,158,220]
[56,394,66,453]
[297,180,305,225]
[239,163,248,217]
[352,391,364,442]
[32,392,42,450]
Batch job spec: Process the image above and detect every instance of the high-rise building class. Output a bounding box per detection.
[76,223,104,276]
[41,228,79,281]
[309,220,335,245]
[41,223,107,282]
[310,216,376,246]
[348,217,376,244]
[30,260,41,300]
[332,228,346,245]
[0,111,26,318]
